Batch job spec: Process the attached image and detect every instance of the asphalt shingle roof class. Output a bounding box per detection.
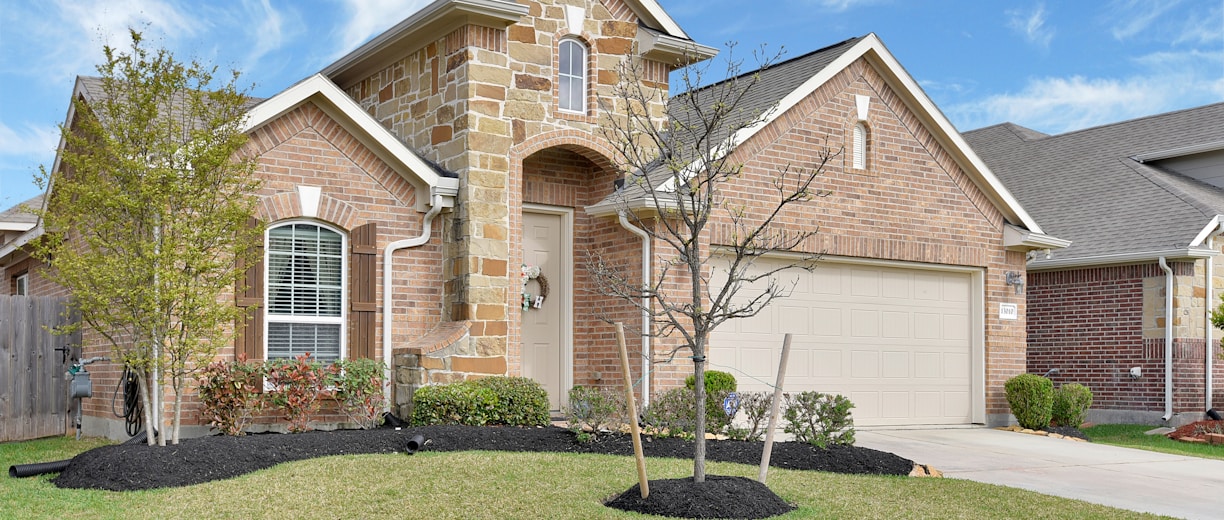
[0,194,42,224]
[964,103,1224,264]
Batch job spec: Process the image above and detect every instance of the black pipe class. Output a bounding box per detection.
[405,434,426,454]
[9,459,71,478]
[1208,408,1222,421]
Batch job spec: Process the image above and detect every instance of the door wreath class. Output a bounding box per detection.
[521,264,549,311]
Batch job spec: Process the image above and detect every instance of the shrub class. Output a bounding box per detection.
[411,382,498,426]
[197,354,264,436]
[472,376,550,426]
[782,392,855,448]
[265,354,329,432]
[1051,382,1093,428]
[328,358,387,430]
[566,385,626,433]
[1005,373,1054,430]
[685,370,738,434]
[642,387,697,439]
[729,391,774,441]
[411,377,550,427]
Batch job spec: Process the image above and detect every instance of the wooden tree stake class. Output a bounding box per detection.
[759,333,792,483]
[616,322,650,498]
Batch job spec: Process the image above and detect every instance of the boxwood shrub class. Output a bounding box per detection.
[1052,382,1093,427]
[1005,373,1054,430]
[411,376,550,427]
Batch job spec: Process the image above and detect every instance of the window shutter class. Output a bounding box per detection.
[349,222,378,360]
[235,217,264,360]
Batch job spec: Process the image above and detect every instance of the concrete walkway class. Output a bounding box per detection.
[856,428,1224,520]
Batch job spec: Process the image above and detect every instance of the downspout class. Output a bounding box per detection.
[618,211,651,409]
[381,193,444,412]
[1159,257,1174,422]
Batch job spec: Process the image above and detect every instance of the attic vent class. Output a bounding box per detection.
[852,123,867,170]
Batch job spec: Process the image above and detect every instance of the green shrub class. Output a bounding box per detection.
[411,382,498,426]
[1051,383,1093,428]
[685,370,738,434]
[782,392,855,448]
[1005,373,1054,430]
[566,385,625,433]
[643,387,697,439]
[411,377,550,427]
[471,376,550,426]
[265,354,329,432]
[197,354,264,436]
[729,391,774,441]
[327,358,387,430]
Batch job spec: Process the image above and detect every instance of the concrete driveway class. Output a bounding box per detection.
[856,427,1224,520]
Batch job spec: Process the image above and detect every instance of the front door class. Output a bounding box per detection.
[521,210,567,410]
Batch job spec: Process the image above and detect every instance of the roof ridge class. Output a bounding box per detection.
[1122,159,1224,221]
[1040,101,1224,141]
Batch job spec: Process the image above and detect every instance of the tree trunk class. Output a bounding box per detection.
[693,354,707,483]
[136,369,155,446]
[171,375,182,445]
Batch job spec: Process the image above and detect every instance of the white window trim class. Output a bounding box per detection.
[14,272,28,296]
[558,38,588,114]
[262,220,348,362]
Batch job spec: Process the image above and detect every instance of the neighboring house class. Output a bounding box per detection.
[17,0,1062,438]
[0,195,61,298]
[965,103,1224,426]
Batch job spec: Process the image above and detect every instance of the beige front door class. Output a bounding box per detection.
[521,210,567,410]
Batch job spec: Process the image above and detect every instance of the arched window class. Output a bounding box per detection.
[265,221,346,362]
[558,38,588,113]
[852,122,867,170]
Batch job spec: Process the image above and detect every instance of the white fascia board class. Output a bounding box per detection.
[585,195,678,218]
[1133,141,1224,163]
[0,223,35,232]
[626,0,689,39]
[321,0,528,85]
[637,30,719,63]
[1003,224,1071,251]
[0,225,43,260]
[1027,248,1216,271]
[241,74,458,205]
[1190,215,1224,247]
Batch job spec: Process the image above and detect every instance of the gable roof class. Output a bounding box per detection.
[0,194,42,231]
[243,74,459,209]
[590,33,1057,247]
[964,102,1224,269]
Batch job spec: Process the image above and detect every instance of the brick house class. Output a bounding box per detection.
[6,0,1063,438]
[965,103,1224,425]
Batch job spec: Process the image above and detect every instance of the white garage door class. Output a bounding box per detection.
[710,259,976,426]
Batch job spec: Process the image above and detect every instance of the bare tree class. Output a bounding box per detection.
[591,45,838,482]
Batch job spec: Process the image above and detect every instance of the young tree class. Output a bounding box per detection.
[33,30,261,445]
[592,46,838,482]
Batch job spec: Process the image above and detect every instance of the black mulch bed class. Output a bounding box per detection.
[607,476,796,519]
[51,425,912,493]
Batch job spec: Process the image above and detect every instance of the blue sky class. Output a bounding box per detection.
[1,0,1221,207]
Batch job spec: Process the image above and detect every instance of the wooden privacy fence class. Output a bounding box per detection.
[0,296,79,442]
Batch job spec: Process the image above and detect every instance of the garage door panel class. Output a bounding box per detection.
[712,259,975,426]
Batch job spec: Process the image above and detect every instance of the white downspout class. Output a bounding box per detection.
[1159,257,1174,422]
[618,211,651,409]
[1208,237,1219,412]
[381,194,444,412]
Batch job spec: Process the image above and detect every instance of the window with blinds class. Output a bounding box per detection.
[558,38,587,113]
[265,222,344,362]
[852,122,867,170]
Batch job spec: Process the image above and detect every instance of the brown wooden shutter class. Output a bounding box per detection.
[349,222,378,360]
[235,217,264,361]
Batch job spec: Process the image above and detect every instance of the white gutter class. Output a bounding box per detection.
[1208,237,1218,412]
[1159,257,1174,422]
[381,193,444,412]
[618,211,651,409]
[1028,248,1216,271]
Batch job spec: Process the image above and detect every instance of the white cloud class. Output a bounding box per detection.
[1107,0,1181,40]
[333,0,432,60]
[0,121,59,205]
[812,0,885,12]
[242,0,288,67]
[1006,3,1054,49]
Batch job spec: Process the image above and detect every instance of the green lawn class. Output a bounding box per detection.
[1,435,1171,520]
[1082,423,1224,461]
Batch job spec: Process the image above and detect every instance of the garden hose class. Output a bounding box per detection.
[111,366,143,437]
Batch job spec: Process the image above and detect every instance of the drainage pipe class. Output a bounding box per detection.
[382,194,445,413]
[1159,257,1174,422]
[9,460,70,478]
[618,211,651,409]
